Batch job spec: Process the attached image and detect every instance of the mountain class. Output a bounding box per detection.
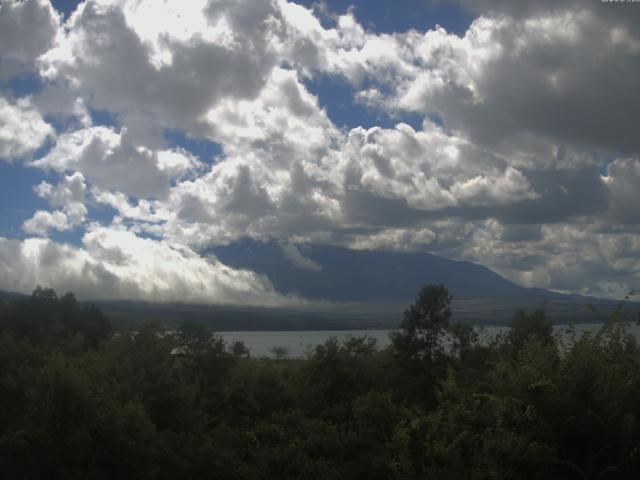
[211,238,538,302]
[202,238,636,328]
[2,241,635,330]
[0,290,28,301]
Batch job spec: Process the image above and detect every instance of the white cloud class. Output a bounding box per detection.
[0,227,299,306]
[281,242,322,272]
[155,66,345,245]
[452,219,640,300]
[33,126,201,199]
[22,210,71,236]
[349,227,438,252]
[35,172,85,207]
[344,122,537,211]
[324,6,640,163]
[0,97,54,161]
[31,172,88,229]
[451,167,538,206]
[0,0,60,79]
[2,0,637,300]
[92,189,167,223]
[38,0,285,143]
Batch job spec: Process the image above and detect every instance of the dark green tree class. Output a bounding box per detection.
[391,284,453,363]
[509,308,553,351]
[389,285,454,408]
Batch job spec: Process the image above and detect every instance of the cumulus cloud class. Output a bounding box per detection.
[451,167,538,206]
[603,158,640,224]
[35,172,85,206]
[23,174,88,235]
[349,227,438,252]
[92,189,167,224]
[0,227,298,305]
[38,0,285,143]
[34,172,88,224]
[0,0,60,79]
[1,0,637,300]
[0,97,54,161]
[460,219,640,299]
[33,126,200,199]
[280,242,322,272]
[344,122,537,211]
[22,210,71,236]
[161,93,540,247]
[293,0,640,168]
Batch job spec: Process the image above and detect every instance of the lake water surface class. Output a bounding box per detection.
[218,323,640,358]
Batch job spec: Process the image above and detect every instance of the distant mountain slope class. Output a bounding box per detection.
[3,241,635,330]
[0,290,28,301]
[211,238,532,302]
[91,295,636,330]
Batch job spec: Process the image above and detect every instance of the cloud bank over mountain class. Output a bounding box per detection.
[0,0,639,302]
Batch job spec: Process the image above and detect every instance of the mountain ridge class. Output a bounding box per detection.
[2,240,636,330]
[210,238,561,302]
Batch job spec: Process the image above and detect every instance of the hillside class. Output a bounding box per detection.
[211,239,529,301]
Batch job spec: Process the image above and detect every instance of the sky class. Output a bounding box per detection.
[0,0,639,304]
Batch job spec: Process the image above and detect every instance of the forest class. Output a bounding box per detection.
[1,285,640,479]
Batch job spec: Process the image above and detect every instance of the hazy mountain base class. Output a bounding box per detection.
[5,237,637,330]
[2,290,636,331]
[94,294,635,331]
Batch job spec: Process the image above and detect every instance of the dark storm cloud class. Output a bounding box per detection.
[0,0,59,79]
[458,0,640,27]
[414,6,640,157]
[604,159,640,224]
[343,165,611,228]
[499,224,542,243]
[342,188,434,227]
[44,1,280,140]
[493,168,610,224]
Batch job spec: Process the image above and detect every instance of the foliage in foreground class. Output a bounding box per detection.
[1,286,640,479]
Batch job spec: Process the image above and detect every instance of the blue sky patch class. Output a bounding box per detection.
[164,129,223,166]
[5,72,45,98]
[304,74,424,131]
[299,0,472,36]
[0,162,54,238]
[89,107,119,129]
[50,0,82,19]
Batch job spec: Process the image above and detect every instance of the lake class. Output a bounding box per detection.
[218,323,640,358]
